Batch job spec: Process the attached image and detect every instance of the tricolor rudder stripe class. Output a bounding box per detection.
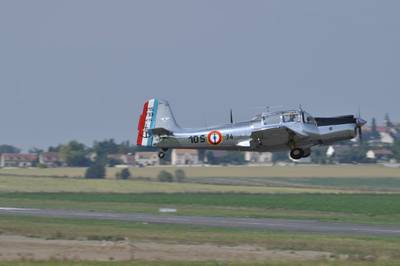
[136,99,159,146]
[136,101,148,145]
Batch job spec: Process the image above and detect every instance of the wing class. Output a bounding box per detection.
[250,125,308,148]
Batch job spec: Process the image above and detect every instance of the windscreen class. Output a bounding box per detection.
[282,111,301,123]
[303,112,316,125]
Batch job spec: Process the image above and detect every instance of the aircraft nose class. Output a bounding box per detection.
[356,117,367,127]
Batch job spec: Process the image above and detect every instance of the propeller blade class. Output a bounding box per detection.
[355,107,366,144]
[230,109,234,124]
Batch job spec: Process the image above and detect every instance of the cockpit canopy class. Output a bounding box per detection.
[262,110,316,125]
[282,111,301,123]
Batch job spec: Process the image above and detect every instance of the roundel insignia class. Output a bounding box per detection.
[207,130,223,145]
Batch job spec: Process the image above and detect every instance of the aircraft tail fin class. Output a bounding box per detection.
[137,99,180,146]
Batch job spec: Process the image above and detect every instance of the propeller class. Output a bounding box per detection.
[355,108,367,143]
[230,109,234,124]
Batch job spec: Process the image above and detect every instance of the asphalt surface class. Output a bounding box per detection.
[1,207,400,237]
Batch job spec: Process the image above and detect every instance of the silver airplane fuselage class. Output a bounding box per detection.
[137,99,366,160]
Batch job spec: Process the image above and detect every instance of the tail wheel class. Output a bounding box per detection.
[158,151,166,159]
[290,148,304,160]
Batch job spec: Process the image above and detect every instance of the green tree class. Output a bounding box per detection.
[158,170,173,182]
[371,118,378,133]
[384,113,393,127]
[392,141,400,161]
[336,144,371,164]
[174,169,186,182]
[108,158,123,167]
[0,145,20,154]
[92,139,119,157]
[59,141,90,167]
[116,168,131,180]
[92,139,136,166]
[369,118,380,139]
[117,141,135,154]
[48,145,62,152]
[37,163,48,169]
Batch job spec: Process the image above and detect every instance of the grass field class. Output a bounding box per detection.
[265,177,400,190]
[1,165,400,264]
[3,262,400,266]
[187,176,400,192]
[2,261,400,266]
[2,165,400,194]
[0,175,361,194]
[1,215,400,262]
[0,165,400,179]
[1,192,400,224]
[2,192,400,215]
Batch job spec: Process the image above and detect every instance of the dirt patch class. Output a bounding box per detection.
[0,235,332,262]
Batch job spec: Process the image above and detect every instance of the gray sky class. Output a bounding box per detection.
[0,0,399,150]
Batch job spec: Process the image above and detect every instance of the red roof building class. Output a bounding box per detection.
[1,153,38,168]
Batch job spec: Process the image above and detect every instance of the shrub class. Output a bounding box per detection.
[158,170,173,182]
[37,163,48,169]
[174,169,186,182]
[116,168,131,180]
[85,161,106,179]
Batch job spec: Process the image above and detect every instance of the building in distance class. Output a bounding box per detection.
[171,149,200,165]
[244,152,272,164]
[134,151,160,166]
[1,153,38,168]
[39,152,65,167]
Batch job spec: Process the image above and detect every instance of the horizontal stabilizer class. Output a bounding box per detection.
[148,127,174,136]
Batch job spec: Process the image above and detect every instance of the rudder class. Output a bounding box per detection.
[137,99,179,146]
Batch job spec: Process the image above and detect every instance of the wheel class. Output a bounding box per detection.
[290,148,304,160]
[158,151,166,159]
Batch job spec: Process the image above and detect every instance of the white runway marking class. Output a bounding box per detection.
[0,207,39,211]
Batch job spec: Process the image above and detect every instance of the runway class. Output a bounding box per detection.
[1,207,400,237]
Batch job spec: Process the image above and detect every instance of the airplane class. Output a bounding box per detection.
[137,98,367,160]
